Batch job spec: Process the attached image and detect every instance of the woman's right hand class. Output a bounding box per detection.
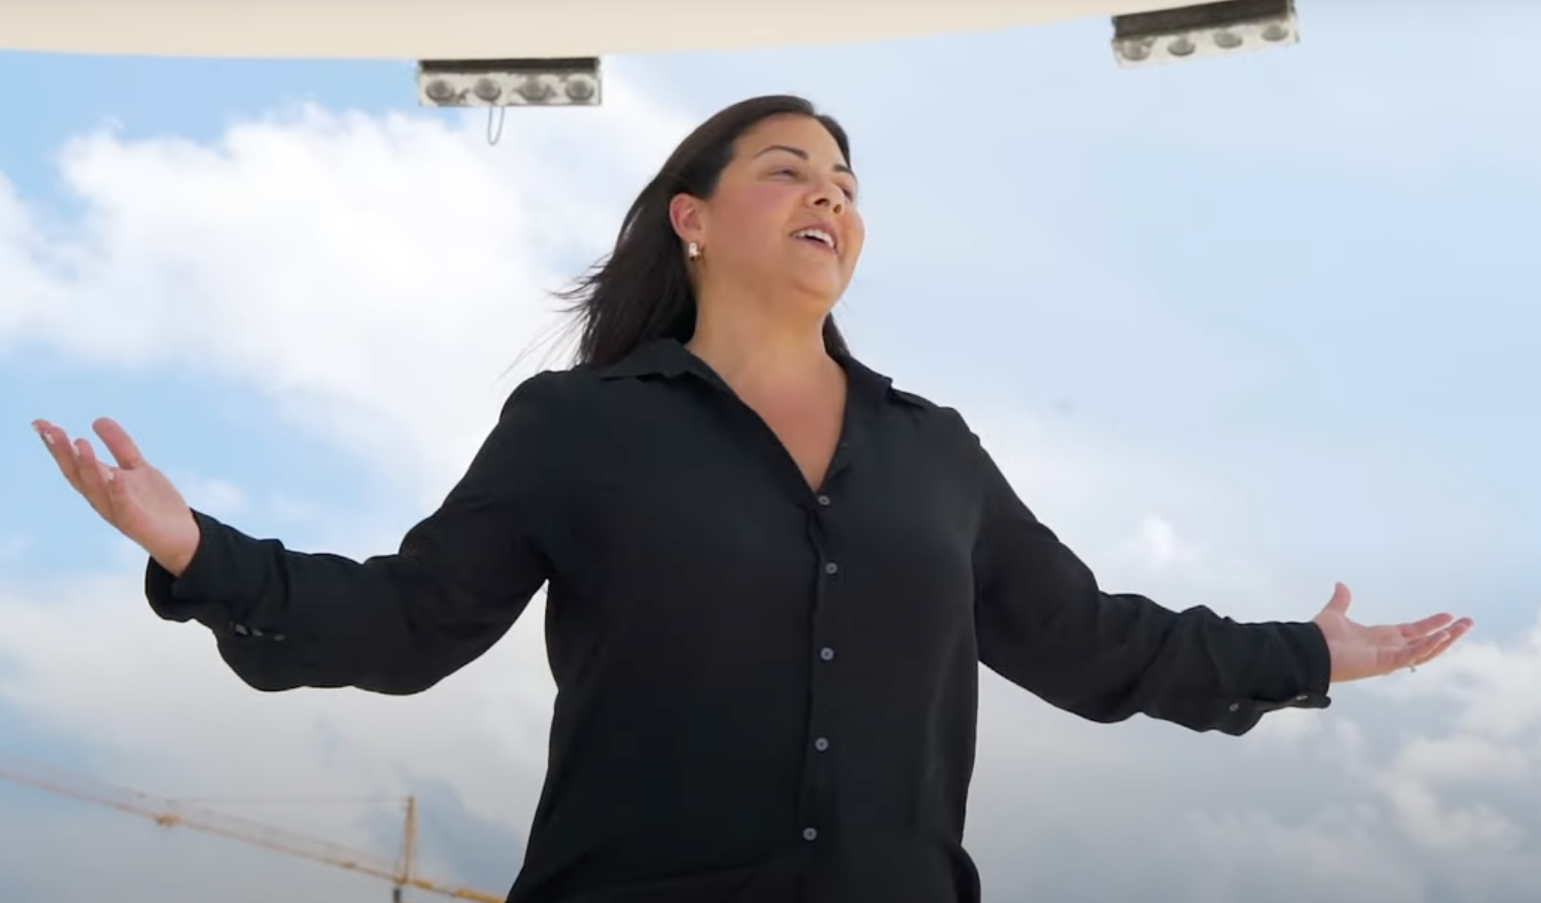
[34,417,202,576]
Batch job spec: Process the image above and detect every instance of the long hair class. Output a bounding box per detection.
[557,95,852,369]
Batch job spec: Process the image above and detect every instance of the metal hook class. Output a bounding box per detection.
[486,106,506,146]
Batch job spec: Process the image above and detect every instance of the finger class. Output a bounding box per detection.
[1396,619,1474,670]
[35,421,87,494]
[1397,612,1456,640]
[1410,632,1457,669]
[93,417,147,470]
[1413,618,1475,667]
[1385,632,1447,671]
[1323,582,1352,615]
[73,437,117,517]
[1409,629,1461,669]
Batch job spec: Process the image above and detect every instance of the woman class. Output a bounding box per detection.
[34,95,1471,903]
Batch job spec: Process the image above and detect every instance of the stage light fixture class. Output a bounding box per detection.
[1112,0,1299,68]
[416,57,602,107]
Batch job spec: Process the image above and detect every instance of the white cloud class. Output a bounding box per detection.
[1407,623,1541,742]
[3,50,1541,903]
[0,570,552,900]
[8,68,695,503]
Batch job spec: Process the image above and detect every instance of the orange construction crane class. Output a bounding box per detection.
[0,754,505,903]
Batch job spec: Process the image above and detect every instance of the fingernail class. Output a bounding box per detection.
[35,425,52,446]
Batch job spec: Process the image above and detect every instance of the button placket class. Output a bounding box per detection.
[802,491,841,853]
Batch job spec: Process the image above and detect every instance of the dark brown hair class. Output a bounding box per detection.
[558,95,852,368]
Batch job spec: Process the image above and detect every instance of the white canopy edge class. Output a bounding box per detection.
[0,0,1188,60]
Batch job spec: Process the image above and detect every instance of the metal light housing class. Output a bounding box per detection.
[416,57,603,108]
[1112,0,1299,68]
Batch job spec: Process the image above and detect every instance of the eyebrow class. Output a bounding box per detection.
[753,144,857,181]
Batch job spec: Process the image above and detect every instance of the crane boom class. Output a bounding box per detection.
[0,756,505,903]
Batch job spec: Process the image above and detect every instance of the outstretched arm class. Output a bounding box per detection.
[152,374,569,695]
[967,433,1331,736]
[41,372,569,696]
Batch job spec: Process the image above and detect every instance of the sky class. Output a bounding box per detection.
[3,5,1541,902]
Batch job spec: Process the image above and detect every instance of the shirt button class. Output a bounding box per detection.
[824,562,839,575]
[1228,702,1240,712]
[816,494,831,507]
[819,647,835,661]
[802,827,819,842]
[814,737,830,752]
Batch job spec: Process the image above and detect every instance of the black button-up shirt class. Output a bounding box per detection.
[145,338,1331,903]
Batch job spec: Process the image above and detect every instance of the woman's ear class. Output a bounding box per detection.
[668,193,706,249]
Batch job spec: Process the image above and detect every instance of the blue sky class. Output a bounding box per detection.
[0,53,403,582]
[4,7,1541,902]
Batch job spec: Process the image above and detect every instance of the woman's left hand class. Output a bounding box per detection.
[1312,582,1473,683]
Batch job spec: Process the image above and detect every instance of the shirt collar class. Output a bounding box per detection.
[595,338,923,409]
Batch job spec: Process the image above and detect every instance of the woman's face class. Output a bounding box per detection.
[675,114,865,311]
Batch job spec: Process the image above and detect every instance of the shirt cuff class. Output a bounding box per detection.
[1248,620,1333,715]
[1288,620,1333,698]
[143,509,238,627]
